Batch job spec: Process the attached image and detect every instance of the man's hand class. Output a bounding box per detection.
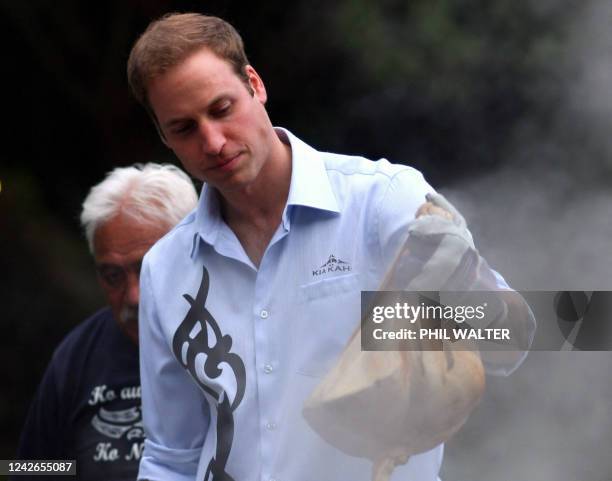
[381,192,478,292]
[415,197,452,220]
[409,192,475,250]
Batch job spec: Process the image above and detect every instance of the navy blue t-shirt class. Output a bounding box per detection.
[15,308,144,480]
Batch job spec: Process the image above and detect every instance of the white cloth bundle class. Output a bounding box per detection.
[303,193,489,481]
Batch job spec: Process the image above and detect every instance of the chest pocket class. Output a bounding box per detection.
[294,273,361,377]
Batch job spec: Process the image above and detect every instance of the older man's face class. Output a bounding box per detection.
[93,213,168,344]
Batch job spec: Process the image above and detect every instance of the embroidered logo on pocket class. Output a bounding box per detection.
[312,254,352,277]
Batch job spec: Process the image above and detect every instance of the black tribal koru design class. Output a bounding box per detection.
[172,266,246,481]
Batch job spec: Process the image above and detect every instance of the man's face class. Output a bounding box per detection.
[148,48,272,193]
[93,213,168,344]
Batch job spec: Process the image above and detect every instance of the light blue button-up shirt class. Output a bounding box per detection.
[137,128,449,481]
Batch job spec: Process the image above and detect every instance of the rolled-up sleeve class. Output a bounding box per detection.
[138,257,210,481]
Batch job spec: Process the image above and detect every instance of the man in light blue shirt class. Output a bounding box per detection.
[127,13,533,481]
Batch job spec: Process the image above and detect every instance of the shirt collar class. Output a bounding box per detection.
[277,128,340,215]
[191,185,223,257]
[191,127,340,258]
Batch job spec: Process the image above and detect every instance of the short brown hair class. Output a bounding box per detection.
[127,13,251,113]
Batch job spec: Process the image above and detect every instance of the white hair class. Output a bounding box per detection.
[80,163,198,253]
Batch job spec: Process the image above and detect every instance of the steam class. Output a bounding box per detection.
[439,1,612,480]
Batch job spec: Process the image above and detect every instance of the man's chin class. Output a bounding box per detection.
[117,318,139,345]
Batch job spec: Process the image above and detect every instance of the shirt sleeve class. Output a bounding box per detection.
[375,166,435,277]
[137,257,210,481]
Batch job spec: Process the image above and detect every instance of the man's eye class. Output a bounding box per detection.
[212,102,232,118]
[99,268,125,287]
[171,123,194,135]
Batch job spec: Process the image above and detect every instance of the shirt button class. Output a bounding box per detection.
[266,422,277,430]
[263,363,274,374]
[260,309,269,319]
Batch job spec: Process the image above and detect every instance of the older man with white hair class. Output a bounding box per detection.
[14,163,198,481]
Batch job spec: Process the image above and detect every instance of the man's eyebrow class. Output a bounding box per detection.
[95,263,119,270]
[96,260,143,271]
[209,94,232,106]
[163,117,191,129]
[162,94,233,129]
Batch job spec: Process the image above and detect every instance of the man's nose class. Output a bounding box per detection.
[198,121,225,155]
[126,273,140,306]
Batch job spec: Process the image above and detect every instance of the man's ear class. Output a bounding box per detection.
[245,65,267,104]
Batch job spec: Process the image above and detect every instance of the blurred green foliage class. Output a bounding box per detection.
[320,0,578,181]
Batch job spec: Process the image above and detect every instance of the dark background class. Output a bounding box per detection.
[2,1,611,480]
